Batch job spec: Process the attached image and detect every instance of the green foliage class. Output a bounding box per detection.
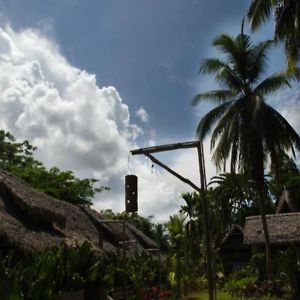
[125,252,157,291]
[0,253,22,300]
[0,243,101,300]
[0,242,167,300]
[0,130,108,205]
[209,173,274,240]
[269,154,300,207]
[224,267,257,299]
[276,246,300,297]
[248,0,300,74]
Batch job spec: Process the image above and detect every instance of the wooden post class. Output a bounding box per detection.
[130,141,215,300]
[197,143,214,300]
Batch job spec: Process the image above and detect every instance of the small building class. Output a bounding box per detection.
[243,212,300,247]
[276,189,298,214]
[244,189,300,247]
[219,189,300,274]
[0,170,158,255]
[219,225,251,274]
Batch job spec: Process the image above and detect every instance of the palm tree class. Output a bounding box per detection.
[180,193,200,286]
[166,214,186,297]
[192,28,300,278]
[248,0,300,74]
[209,173,273,230]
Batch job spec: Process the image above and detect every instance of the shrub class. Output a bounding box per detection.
[224,266,257,299]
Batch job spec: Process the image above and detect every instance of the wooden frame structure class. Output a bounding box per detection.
[131,141,215,300]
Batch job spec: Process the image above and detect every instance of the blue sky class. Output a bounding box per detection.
[0,0,260,140]
[0,0,298,220]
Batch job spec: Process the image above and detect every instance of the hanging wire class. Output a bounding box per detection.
[127,153,136,175]
[146,157,155,174]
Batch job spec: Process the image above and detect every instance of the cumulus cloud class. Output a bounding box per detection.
[0,25,211,222]
[136,106,149,123]
[0,26,141,181]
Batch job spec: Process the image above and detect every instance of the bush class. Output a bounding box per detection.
[224,266,256,299]
[224,266,285,299]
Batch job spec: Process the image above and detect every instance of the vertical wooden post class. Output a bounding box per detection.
[197,142,215,300]
[131,141,216,299]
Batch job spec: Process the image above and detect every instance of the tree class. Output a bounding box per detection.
[0,130,107,205]
[209,173,273,232]
[248,0,300,74]
[192,29,300,278]
[269,154,300,208]
[166,214,186,297]
[180,193,201,286]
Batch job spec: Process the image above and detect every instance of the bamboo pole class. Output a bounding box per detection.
[143,153,201,193]
[197,143,214,300]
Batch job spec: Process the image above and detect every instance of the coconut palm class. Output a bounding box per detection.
[192,29,300,278]
[248,0,300,74]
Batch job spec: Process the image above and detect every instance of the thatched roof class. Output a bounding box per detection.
[0,170,158,254]
[244,213,300,245]
[276,189,297,214]
[220,225,245,250]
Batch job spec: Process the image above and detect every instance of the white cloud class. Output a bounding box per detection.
[0,26,141,181]
[136,106,149,123]
[0,25,212,222]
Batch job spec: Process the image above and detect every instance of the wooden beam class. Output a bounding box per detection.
[144,153,201,193]
[197,143,214,300]
[131,141,200,155]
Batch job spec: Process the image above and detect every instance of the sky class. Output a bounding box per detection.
[0,0,299,221]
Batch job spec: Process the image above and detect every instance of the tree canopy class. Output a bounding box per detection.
[248,0,300,74]
[0,130,108,205]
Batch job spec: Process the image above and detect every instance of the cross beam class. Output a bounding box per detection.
[131,141,200,155]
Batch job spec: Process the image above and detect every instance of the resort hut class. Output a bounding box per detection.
[219,225,251,274]
[276,189,298,214]
[0,170,159,255]
[243,212,300,248]
[244,189,300,248]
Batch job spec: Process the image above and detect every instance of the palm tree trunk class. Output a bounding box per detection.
[253,135,273,279]
[257,186,273,279]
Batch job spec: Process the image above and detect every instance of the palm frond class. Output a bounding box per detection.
[215,66,244,91]
[191,90,235,106]
[248,40,273,83]
[212,110,240,169]
[210,102,239,149]
[199,58,229,74]
[247,0,273,31]
[254,72,290,95]
[213,34,238,58]
[262,102,300,153]
[196,101,234,140]
[285,38,299,75]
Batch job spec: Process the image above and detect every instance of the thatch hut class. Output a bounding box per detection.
[219,225,251,274]
[243,212,300,246]
[0,170,158,255]
[244,189,300,247]
[276,189,298,214]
